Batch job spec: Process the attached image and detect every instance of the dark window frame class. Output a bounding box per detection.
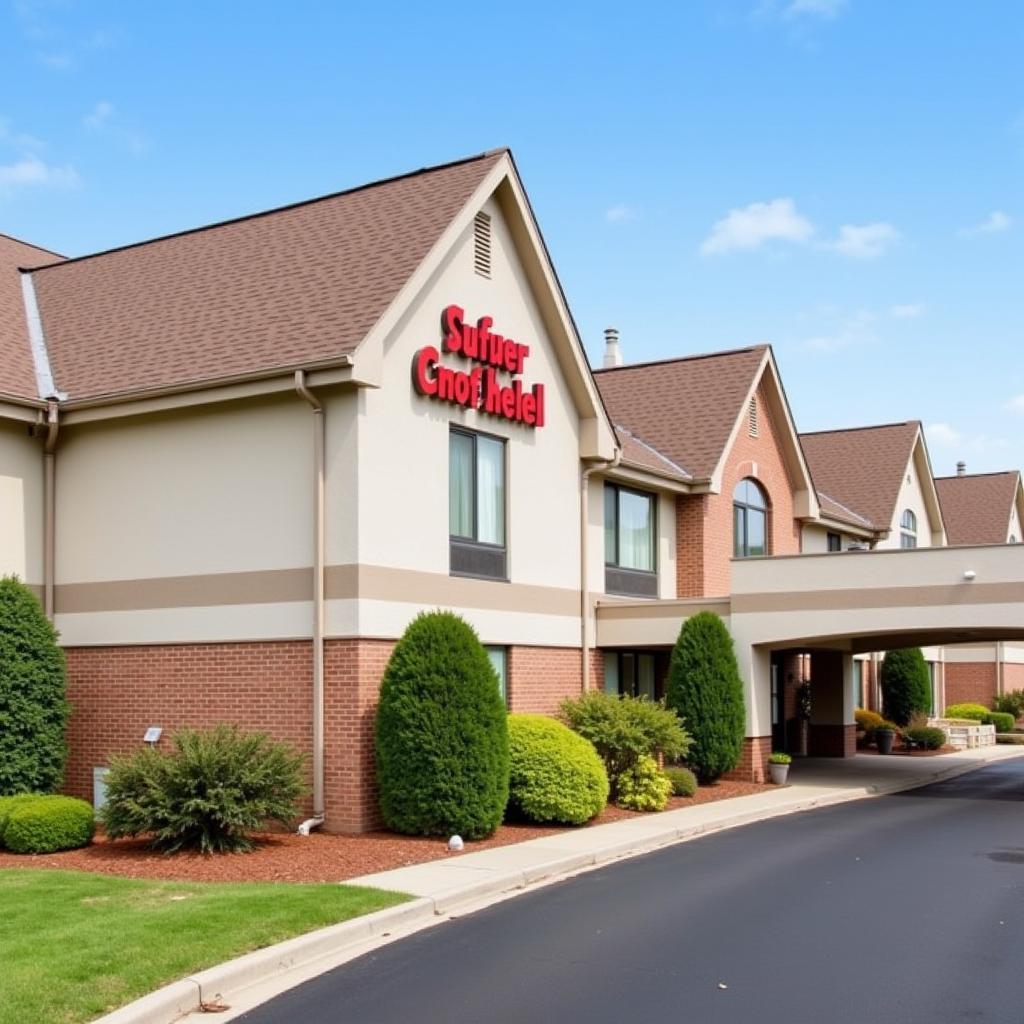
[604,650,660,700]
[733,477,770,558]
[827,532,842,552]
[449,427,508,581]
[900,508,918,549]
[604,482,658,598]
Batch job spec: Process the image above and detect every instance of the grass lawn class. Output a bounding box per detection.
[0,868,409,1024]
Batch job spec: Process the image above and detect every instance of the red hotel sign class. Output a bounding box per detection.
[413,305,546,428]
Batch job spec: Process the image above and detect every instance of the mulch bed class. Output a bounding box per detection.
[859,745,959,758]
[0,779,769,884]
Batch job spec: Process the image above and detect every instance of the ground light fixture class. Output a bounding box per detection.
[963,570,977,581]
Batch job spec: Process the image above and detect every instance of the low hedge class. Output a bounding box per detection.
[2,795,94,853]
[983,712,1016,734]
[996,733,1024,745]
[855,709,886,733]
[507,715,608,825]
[903,726,946,750]
[664,765,698,797]
[994,689,1024,719]
[943,703,989,721]
[615,755,671,812]
[0,794,41,839]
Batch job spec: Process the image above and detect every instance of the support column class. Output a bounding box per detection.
[808,650,857,757]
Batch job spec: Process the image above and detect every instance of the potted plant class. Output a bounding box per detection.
[767,752,791,785]
[875,722,897,755]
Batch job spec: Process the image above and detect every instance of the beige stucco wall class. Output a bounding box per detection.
[1009,503,1021,544]
[801,523,859,554]
[0,419,43,586]
[876,446,935,549]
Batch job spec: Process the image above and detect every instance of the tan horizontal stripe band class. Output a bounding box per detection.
[732,581,1024,614]
[596,600,731,622]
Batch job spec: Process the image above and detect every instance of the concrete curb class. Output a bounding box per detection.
[94,750,1019,1024]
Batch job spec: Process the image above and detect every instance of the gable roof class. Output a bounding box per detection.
[0,232,63,403]
[594,346,768,482]
[935,471,1023,545]
[799,421,921,530]
[26,151,505,404]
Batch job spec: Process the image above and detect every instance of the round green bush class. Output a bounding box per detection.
[0,793,42,839]
[903,726,946,750]
[3,795,94,854]
[615,755,671,812]
[664,765,697,797]
[943,702,989,722]
[666,611,746,783]
[375,611,509,839]
[507,715,608,825]
[101,725,306,853]
[881,648,932,726]
[994,690,1024,719]
[984,712,1015,734]
[0,577,69,795]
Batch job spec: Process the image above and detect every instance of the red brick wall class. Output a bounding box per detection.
[507,645,593,714]
[676,383,801,599]
[725,735,771,783]
[809,723,857,757]
[944,662,997,709]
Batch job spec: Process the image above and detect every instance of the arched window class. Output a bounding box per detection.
[900,509,917,549]
[733,478,768,558]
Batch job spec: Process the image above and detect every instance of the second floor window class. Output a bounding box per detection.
[604,483,657,597]
[734,478,768,558]
[900,509,917,549]
[450,429,506,579]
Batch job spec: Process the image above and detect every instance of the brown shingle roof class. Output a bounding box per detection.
[0,233,63,402]
[816,490,874,530]
[613,424,690,482]
[934,471,1021,545]
[799,421,920,530]
[595,347,767,481]
[29,151,504,403]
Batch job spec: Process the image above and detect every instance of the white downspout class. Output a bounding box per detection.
[295,371,326,835]
[580,448,621,693]
[43,401,59,620]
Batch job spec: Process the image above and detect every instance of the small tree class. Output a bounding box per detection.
[881,648,932,726]
[0,577,69,795]
[375,611,509,839]
[665,611,746,783]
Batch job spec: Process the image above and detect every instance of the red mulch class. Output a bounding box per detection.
[0,779,769,884]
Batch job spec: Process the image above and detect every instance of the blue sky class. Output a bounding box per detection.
[2,0,1021,475]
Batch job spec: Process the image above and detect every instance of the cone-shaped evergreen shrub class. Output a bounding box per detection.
[0,576,69,795]
[881,648,931,726]
[375,611,509,839]
[665,611,745,783]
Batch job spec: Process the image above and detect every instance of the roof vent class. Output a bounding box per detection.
[603,327,623,368]
[473,211,492,278]
[956,460,967,477]
[748,396,759,437]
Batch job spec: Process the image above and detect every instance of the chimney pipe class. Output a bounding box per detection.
[603,327,623,369]
[956,461,966,477]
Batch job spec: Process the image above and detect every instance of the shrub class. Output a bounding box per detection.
[375,611,509,839]
[665,612,745,783]
[615,755,671,812]
[880,648,932,726]
[506,715,608,825]
[943,702,989,722]
[102,725,306,853]
[855,708,886,738]
[904,726,946,750]
[0,793,42,842]
[0,577,70,795]
[994,690,1024,719]
[664,765,698,797]
[559,691,689,798]
[768,752,792,765]
[983,712,1016,734]
[3,795,94,853]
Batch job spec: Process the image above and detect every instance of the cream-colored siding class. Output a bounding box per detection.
[0,419,43,585]
[1009,502,1021,543]
[801,524,857,554]
[877,445,936,550]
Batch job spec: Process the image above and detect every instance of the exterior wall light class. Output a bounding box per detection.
[143,726,163,745]
[963,570,977,581]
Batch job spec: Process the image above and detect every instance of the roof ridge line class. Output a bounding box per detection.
[935,470,1019,480]
[616,423,692,478]
[800,420,919,437]
[817,488,873,526]
[593,344,767,374]
[0,230,65,259]
[22,149,509,274]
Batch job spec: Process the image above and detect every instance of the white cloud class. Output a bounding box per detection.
[83,100,114,128]
[799,309,877,353]
[701,197,815,255]
[889,303,925,318]
[0,156,79,195]
[1007,395,1024,415]
[605,205,634,224]
[828,221,900,259]
[784,0,846,18]
[960,210,1012,236]
[927,422,1008,455]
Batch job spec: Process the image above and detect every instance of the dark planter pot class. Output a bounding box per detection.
[876,729,896,755]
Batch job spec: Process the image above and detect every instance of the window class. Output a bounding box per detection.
[604,651,658,700]
[604,483,657,597]
[733,478,768,558]
[900,509,917,549]
[485,646,508,705]
[450,429,506,579]
[827,532,842,552]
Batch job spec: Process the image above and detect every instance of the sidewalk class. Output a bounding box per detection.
[101,743,1022,1024]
